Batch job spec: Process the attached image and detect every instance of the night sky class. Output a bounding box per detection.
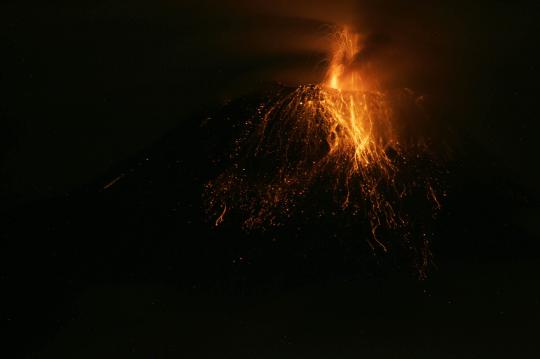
[2,1,540,357]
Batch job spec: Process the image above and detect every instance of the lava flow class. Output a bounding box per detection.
[204,26,440,272]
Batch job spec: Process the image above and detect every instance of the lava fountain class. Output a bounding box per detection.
[204,26,440,274]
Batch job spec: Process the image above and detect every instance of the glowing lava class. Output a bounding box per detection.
[204,26,439,273]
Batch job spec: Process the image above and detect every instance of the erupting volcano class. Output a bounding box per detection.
[204,26,441,273]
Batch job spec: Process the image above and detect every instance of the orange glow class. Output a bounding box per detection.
[325,27,362,91]
[204,26,439,272]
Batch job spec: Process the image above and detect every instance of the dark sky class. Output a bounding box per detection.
[2,0,539,204]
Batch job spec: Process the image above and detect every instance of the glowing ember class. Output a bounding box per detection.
[204,26,440,273]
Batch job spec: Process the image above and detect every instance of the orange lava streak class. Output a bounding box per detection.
[322,27,396,171]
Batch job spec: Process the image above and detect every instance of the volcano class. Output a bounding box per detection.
[4,79,539,358]
[200,27,444,276]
